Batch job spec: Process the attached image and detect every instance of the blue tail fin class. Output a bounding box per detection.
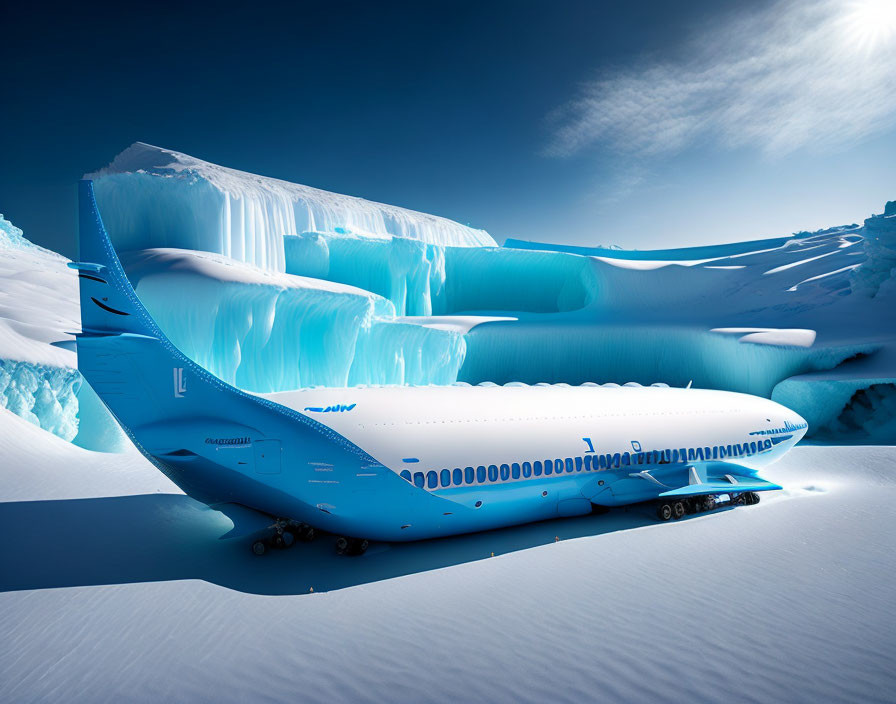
[74,180,160,337]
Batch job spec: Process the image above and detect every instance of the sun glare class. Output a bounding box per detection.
[842,0,896,50]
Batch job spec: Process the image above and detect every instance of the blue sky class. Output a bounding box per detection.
[2,0,894,257]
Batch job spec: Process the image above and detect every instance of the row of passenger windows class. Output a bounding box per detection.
[399,439,774,489]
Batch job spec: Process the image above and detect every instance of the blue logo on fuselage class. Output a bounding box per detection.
[304,403,357,413]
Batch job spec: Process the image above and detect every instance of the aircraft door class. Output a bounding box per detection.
[254,440,282,474]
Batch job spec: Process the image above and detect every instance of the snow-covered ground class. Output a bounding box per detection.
[1,408,893,703]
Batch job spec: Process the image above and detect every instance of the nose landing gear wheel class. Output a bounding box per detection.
[672,501,686,520]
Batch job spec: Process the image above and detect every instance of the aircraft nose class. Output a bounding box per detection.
[760,399,809,440]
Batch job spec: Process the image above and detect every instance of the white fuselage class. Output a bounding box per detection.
[261,383,808,492]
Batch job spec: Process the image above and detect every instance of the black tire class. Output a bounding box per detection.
[673,501,686,520]
[657,503,673,521]
[703,495,716,512]
[252,541,266,556]
[748,492,760,505]
[357,539,369,555]
[335,537,349,555]
[282,530,295,548]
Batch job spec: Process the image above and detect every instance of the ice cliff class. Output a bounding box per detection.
[86,142,495,273]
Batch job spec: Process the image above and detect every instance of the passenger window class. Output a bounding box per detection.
[511,463,521,479]
[544,459,553,475]
[488,465,498,482]
[400,470,412,483]
[533,461,543,476]
[465,466,475,484]
[453,468,463,485]
[477,465,486,483]
[522,461,532,477]
[575,457,583,472]
[427,471,438,489]
[565,458,574,473]
[500,464,510,481]
[414,472,425,488]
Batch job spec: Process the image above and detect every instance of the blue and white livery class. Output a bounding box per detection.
[74,180,807,553]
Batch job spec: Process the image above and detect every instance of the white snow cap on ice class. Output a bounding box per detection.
[86,143,495,272]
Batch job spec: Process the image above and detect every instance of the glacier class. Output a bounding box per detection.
[1,146,894,449]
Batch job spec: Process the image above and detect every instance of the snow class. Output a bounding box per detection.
[86,143,495,273]
[393,315,517,334]
[850,201,896,298]
[1,409,894,703]
[711,327,818,348]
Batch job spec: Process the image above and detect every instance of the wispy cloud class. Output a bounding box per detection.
[547,0,896,160]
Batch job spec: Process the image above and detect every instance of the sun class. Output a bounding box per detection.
[841,0,896,50]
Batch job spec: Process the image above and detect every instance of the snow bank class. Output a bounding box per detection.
[87,143,495,273]
[0,217,126,449]
[850,201,896,298]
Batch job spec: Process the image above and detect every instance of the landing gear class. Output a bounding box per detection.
[699,495,716,512]
[335,536,369,556]
[741,491,760,506]
[656,500,688,521]
[654,492,761,521]
[250,519,316,555]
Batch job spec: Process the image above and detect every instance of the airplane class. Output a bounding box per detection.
[73,179,808,556]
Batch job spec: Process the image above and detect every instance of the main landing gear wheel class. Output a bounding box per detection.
[656,503,673,521]
[336,537,370,556]
[252,541,267,556]
[672,501,686,520]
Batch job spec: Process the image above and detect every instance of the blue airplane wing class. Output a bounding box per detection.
[659,473,781,498]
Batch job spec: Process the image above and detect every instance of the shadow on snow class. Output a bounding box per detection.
[0,493,726,595]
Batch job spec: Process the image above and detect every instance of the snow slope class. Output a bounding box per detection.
[86,143,495,273]
[0,409,893,703]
